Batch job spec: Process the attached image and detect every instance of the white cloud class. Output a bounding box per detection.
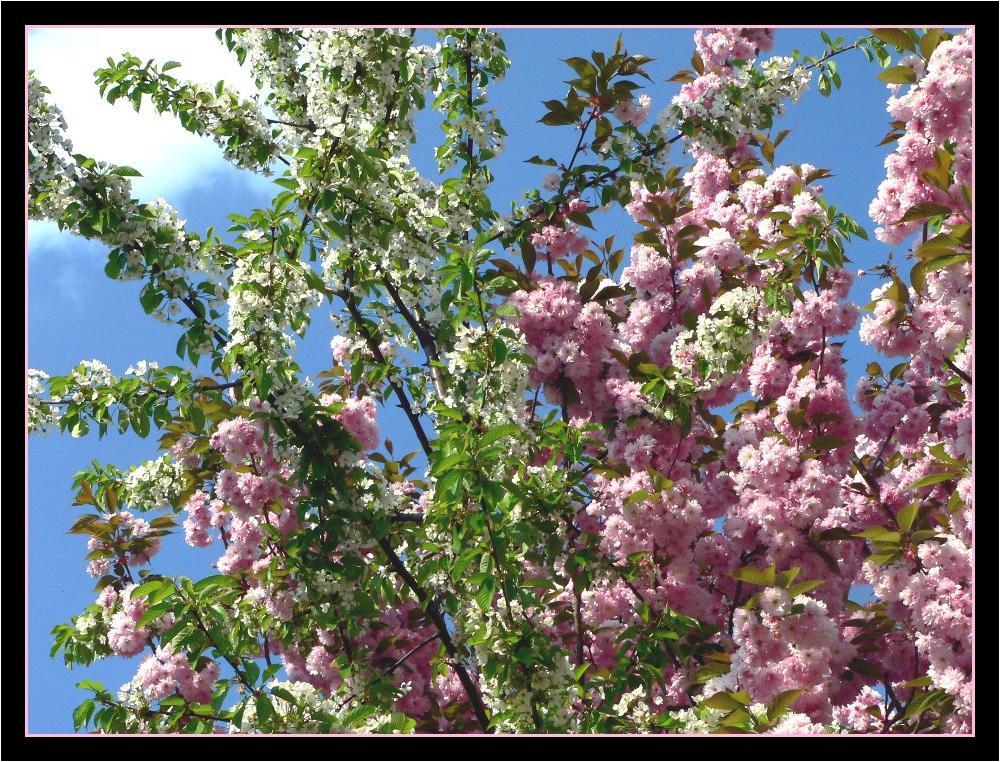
[28,220,71,254]
[28,223,108,309]
[27,27,265,202]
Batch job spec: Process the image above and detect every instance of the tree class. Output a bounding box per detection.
[28,26,973,734]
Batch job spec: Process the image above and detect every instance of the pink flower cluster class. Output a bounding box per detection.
[613,94,652,126]
[330,334,353,362]
[135,646,220,704]
[863,536,973,732]
[510,276,625,415]
[530,223,589,262]
[495,27,934,731]
[182,491,224,548]
[852,27,974,732]
[195,418,304,580]
[694,28,775,70]
[210,416,265,464]
[275,600,475,730]
[720,594,855,720]
[868,29,973,244]
[107,585,151,657]
[320,392,380,452]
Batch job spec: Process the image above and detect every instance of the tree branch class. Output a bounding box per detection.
[367,526,492,733]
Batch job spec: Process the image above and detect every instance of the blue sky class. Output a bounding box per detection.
[28,27,906,732]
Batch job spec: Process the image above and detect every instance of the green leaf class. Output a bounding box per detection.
[729,564,776,587]
[702,691,747,711]
[787,579,826,597]
[73,699,95,731]
[767,688,803,719]
[475,576,496,610]
[855,527,901,543]
[131,580,164,599]
[774,566,801,589]
[194,574,238,594]
[147,581,175,605]
[623,489,652,506]
[563,56,598,81]
[525,155,558,166]
[810,435,849,451]
[919,29,943,59]
[877,65,917,85]
[904,689,947,719]
[909,470,963,490]
[493,336,508,363]
[479,423,520,449]
[269,686,297,704]
[896,202,953,224]
[849,658,885,679]
[871,29,917,52]
[896,502,919,532]
[431,452,465,477]
[520,239,536,273]
[925,253,970,272]
[67,514,102,534]
[866,550,900,566]
[139,285,164,315]
[137,601,173,627]
[255,695,275,725]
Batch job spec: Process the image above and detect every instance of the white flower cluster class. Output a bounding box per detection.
[230,680,346,733]
[477,650,579,733]
[230,29,306,133]
[269,375,314,418]
[316,154,453,325]
[73,609,108,643]
[30,75,229,339]
[612,686,661,733]
[597,119,672,175]
[458,29,508,68]
[351,468,410,518]
[28,77,126,233]
[435,107,507,173]
[305,568,358,611]
[437,323,530,436]
[27,72,77,220]
[130,201,228,324]
[28,78,128,231]
[662,56,812,154]
[28,369,62,435]
[122,455,186,510]
[670,286,773,388]
[225,253,322,367]
[116,673,152,712]
[668,706,725,733]
[443,323,486,376]
[185,85,277,173]
[380,230,447,329]
[299,28,436,150]
[124,360,159,377]
[66,360,118,403]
